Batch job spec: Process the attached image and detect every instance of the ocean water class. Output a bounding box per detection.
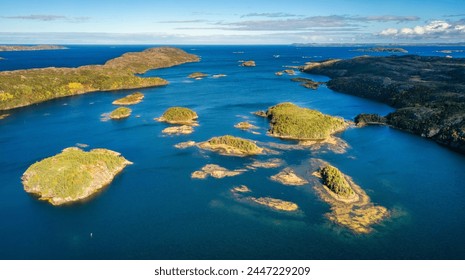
[1,45,465,260]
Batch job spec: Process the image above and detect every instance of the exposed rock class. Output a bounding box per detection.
[253,110,267,117]
[241,60,256,67]
[284,69,296,75]
[291,77,323,90]
[0,113,9,120]
[249,197,299,212]
[231,185,251,193]
[354,113,387,126]
[174,141,196,149]
[188,72,208,79]
[275,71,284,76]
[270,168,308,186]
[234,121,258,130]
[162,125,194,135]
[191,164,246,179]
[22,147,132,206]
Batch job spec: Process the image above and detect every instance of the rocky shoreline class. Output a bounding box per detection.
[302,55,465,154]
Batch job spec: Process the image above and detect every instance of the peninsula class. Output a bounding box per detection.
[302,55,465,154]
[0,47,199,111]
[22,147,132,206]
[0,45,67,51]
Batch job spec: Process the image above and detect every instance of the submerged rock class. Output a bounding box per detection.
[249,197,299,212]
[247,158,284,169]
[174,141,196,149]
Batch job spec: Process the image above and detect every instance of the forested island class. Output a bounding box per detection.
[302,55,465,154]
[0,47,199,110]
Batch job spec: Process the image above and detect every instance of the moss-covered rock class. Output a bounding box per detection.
[22,147,132,206]
[266,102,347,140]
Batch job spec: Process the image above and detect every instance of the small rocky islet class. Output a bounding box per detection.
[109,107,132,119]
[156,106,198,135]
[112,92,144,105]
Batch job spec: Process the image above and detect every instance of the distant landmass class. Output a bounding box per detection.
[302,55,465,154]
[0,47,199,110]
[0,45,67,51]
[350,47,408,53]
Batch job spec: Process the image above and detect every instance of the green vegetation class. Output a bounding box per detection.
[112,92,144,105]
[109,107,132,119]
[160,107,198,123]
[320,165,354,198]
[206,135,262,154]
[22,147,131,205]
[266,102,346,140]
[0,47,199,110]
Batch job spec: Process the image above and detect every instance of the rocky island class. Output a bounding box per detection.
[155,106,198,125]
[109,107,132,119]
[22,147,132,206]
[191,164,245,179]
[302,55,465,154]
[0,47,199,111]
[0,45,67,51]
[198,135,263,156]
[112,92,144,105]
[311,160,389,233]
[265,102,347,140]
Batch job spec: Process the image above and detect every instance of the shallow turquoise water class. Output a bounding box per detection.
[1,45,465,259]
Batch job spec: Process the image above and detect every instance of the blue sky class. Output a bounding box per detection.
[1,0,465,44]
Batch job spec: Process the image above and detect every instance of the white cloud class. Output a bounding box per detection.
[380,28,398,35]
[379,20,465,39]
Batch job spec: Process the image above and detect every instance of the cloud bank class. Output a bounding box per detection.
[380,20,465,39]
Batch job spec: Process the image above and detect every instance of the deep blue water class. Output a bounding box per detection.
[1,45,465,260]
